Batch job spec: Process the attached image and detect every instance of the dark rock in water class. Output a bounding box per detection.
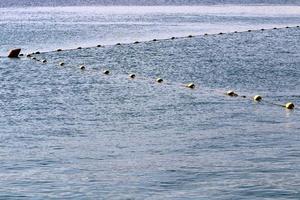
[8,48,21,58]
[35,51,40,54]
[134,41,140,44]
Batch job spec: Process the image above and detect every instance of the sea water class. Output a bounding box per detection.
[0,5,300,199]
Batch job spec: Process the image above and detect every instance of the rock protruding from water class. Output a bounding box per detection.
[8,48,21,58]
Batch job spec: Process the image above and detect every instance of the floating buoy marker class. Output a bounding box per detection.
[156,78,163,83]
[186,83,195,89]
[226,90,238,97]
[129,74,136,79]
[285,102,295,110]
[103,70,110,75]
[253,95,262,101]
[80,65,85,70]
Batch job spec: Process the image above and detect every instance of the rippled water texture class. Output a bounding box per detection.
[0,6,300,199]
[1,6,300,55]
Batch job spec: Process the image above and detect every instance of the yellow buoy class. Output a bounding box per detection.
[226,90,238,97]
[186,83,195,89]
[129,74,136,79]
[253,95,262,101]
[103,70,110,75]
[285,102,295,110]
[156,78,163,83]
[59,62,65,66]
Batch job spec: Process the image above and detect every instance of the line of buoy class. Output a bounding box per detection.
[16,54,298,110]
[8,25,298,57]
[5,26,298,111]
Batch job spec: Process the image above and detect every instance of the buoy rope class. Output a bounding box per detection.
[3,25,298,57]
[3,25,298,111]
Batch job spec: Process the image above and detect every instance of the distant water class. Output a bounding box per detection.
[0,5,300,199]
[1,6,300,56]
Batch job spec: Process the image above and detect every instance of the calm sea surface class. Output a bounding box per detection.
[0,5,300,199]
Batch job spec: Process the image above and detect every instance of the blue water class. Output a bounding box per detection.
[0,5,300,199]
